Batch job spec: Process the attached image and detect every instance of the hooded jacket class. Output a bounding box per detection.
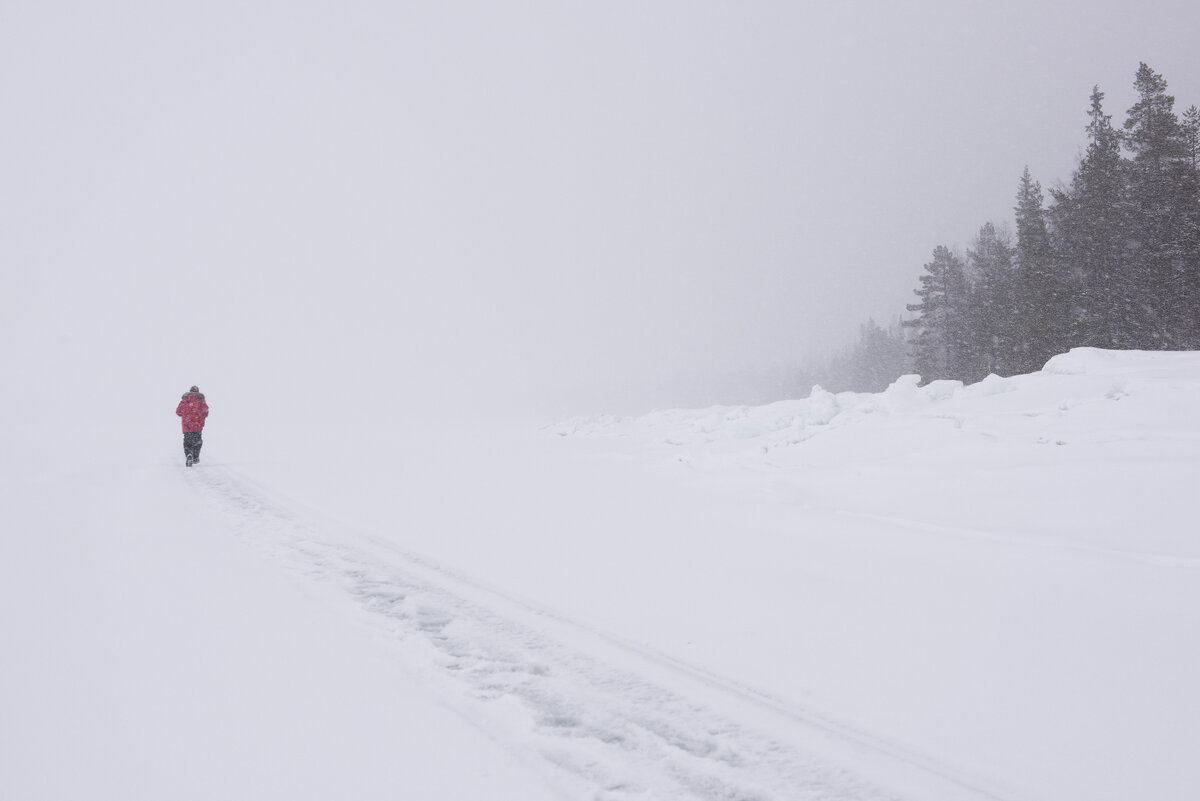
[176,391,209,433]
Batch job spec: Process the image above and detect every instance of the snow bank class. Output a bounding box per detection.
[559,348,1200,463]
[543,349,1200,801]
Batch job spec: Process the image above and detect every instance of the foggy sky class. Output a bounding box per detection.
[3,1,1199,421]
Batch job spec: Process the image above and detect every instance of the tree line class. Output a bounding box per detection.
[820,63,1200,391]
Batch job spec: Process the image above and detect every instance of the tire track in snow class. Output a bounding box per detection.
[183,464,1019,801]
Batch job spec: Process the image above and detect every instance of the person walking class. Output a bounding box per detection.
[176,386,209,466]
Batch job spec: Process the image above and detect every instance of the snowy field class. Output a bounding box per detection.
[3,348,1198,801]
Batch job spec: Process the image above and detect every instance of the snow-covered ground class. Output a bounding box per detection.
[3,348,1198,800]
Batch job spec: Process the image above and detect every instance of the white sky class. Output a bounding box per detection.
[3,1,1199,417]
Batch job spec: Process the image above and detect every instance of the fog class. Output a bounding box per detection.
[3,1,1199,422]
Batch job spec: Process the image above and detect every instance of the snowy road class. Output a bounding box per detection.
[185,462,1014,801]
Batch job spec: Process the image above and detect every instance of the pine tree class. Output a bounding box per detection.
[1123,63,1194,346]
[1048,86,1131,347]
[896,65,1200,372]
[1177,105,1200,345]
[1181,204,1200,342]
[1125,63,1185,171]
[965,222,1018,376]
[849,319,912,391]
[1012,168,1068,370]
[904,246,971,382]
[1183,105,1200,170]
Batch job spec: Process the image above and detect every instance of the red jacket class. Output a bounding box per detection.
[176,392,209,432]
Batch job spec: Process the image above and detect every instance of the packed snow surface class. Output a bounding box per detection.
[3,348,1198,800]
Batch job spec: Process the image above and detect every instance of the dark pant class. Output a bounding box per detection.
[183,431,203,462]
